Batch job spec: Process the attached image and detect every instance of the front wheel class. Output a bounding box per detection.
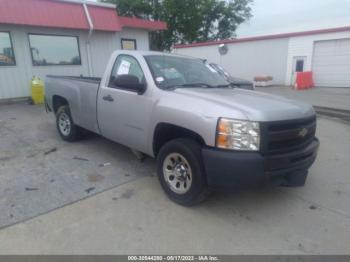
[157,138,209,205]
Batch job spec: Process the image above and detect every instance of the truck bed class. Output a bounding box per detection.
[45,75,102,134]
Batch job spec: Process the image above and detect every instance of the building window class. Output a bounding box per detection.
[121,39,137,50]
[295,60,304,72]
[29,34,81,66]
[0,32,16,66]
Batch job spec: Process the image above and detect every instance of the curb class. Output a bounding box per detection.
[314,106,350,124]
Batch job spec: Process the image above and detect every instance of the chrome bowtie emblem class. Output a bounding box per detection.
[298,128,308,137]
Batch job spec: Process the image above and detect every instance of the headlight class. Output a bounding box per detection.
[216,118,260,151]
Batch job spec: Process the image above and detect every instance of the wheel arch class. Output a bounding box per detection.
[153,123,206,157]
[52,95,69,114]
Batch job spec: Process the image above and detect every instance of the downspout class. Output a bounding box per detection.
[83,3,94,76]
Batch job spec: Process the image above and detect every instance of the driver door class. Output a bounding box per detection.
[97,54,152,152]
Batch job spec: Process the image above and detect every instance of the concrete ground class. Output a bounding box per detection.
[0,102,350,254]
[255,86,350,111]
[0,102,154,230]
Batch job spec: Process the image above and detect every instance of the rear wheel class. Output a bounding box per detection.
[56,105,81,142]
[157,138,209,205]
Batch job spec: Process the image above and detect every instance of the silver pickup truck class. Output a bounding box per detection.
[45,50,319,205]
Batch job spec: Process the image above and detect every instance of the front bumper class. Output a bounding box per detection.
[202,138,319,190]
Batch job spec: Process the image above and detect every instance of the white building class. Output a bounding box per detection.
[0,0,166,100]
[174,27,350,88]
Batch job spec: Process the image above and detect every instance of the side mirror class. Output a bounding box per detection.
[113,75,146,95]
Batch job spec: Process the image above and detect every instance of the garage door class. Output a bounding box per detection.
[312,38,350,87]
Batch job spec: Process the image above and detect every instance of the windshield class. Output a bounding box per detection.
[144,55,229,89]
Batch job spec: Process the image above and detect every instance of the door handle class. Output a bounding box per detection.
[102,95,114,102]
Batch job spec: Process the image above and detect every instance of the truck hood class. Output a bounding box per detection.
[172,88,315,122]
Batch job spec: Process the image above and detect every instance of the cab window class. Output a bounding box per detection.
[109,55,145,89]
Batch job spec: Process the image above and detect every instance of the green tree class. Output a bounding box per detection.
[100,0,252,50]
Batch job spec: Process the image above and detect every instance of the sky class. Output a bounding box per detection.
[236,0,350,37]
[88,0,350,37]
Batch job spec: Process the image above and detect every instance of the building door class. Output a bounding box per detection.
[291,56,306,85]
[312,38,350,87]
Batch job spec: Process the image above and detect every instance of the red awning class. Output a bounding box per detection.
[0,0,89,30]
[0,0,166,32]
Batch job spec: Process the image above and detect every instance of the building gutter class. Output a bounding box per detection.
[83,3,94,76]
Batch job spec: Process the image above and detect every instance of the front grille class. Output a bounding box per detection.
[262,116,317,155]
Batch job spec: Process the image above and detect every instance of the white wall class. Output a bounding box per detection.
[175,38,289,85]
[0,25,150,99]
[175,45,221,64]
[285,31,350,85]
[89,28,150,77]
[175,30,350,87]
[118,28,150,51]
[89,31,119,77]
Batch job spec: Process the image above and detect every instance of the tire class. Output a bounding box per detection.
[157,138,209,206]
[56,105,81,142]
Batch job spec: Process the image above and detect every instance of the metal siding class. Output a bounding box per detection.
[175,45,220,64]
[118,28,150,50]
[285,31,350,86]
[312,39,350,87]
[0,25,152,99]
[89,29,150,77]
[175,38,289,85]
[89,31,119,77]
[175,27,350,49]
[0,25,89,99]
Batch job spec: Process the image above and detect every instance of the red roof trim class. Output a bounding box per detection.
[0,0,89,30]
[87,7,166,32]
[174,26,350,49]
[119,16,167,31]
[88,5,122,32]
[0,0,167,32]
